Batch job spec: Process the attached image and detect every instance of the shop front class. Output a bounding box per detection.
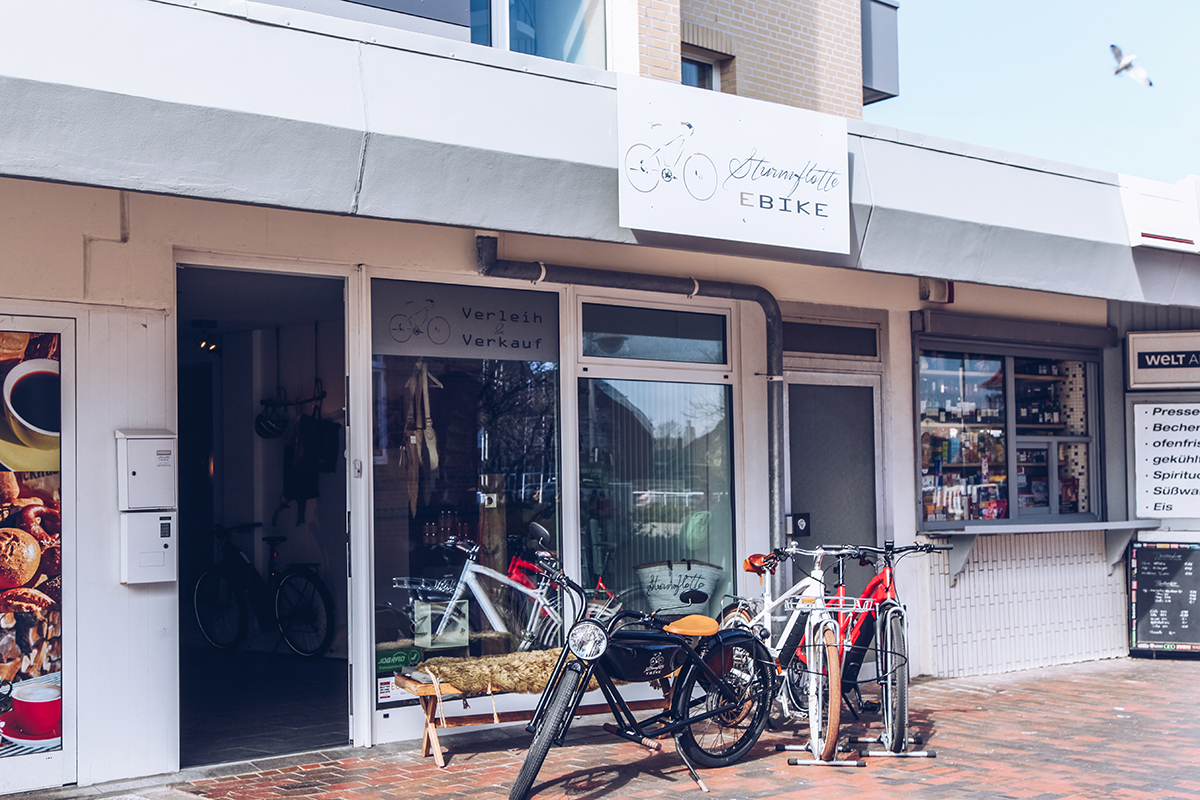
[5,3,1200,788]
[367,275,752,737]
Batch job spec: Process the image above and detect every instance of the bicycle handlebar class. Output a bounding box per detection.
[850,542,952,556]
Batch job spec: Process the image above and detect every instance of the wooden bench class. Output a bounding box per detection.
[393,674,669,767]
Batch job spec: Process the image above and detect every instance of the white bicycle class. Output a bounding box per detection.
[721,545,863,762]
[393,524,564,652]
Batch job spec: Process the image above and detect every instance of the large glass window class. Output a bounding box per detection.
[918,348,1097,527]
[579,379,734,618]
[510,0,607,68]
[371,281,560,707]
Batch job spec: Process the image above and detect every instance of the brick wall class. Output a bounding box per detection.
[663,0,863,119]
[640,0,682,83]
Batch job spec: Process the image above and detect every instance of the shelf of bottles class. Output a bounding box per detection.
[1013,357,1084,434]
[919,351,1007,522]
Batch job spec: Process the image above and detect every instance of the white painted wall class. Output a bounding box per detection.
[75,306,177,786]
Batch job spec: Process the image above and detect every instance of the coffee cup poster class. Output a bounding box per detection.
[0,331,63,754]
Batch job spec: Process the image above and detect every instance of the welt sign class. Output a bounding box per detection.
[617,74,850,255]
[1139,351,1200,369]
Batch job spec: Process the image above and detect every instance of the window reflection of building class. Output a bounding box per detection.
[579,379,733,618]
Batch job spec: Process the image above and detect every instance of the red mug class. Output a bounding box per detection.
[10,683,60,735]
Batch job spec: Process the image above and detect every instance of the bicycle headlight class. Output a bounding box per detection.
[567,619,609,661]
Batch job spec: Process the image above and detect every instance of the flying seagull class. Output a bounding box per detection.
[1111,44,1152,86]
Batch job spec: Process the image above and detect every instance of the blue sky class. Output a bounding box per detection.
[861,0,1200,184]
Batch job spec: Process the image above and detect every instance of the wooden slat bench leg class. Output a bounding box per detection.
[420,695,446,768]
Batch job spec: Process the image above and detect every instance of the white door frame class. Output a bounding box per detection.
[173,251,371,747]
[782,370,887,545]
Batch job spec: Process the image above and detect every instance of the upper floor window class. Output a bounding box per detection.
[682,58,714,90]
[269,0,606,67]
[508,0,606,67]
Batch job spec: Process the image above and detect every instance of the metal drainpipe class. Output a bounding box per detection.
[476,235,787,562]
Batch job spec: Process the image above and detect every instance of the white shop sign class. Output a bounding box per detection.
[1128,331,1200,389]
[1134,403,1200,517]
[617,74,849,254]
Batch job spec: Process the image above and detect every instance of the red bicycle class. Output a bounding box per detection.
[725,541,948,757]
[831,541,949,753]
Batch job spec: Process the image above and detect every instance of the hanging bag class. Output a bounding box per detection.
[421,362,440,471]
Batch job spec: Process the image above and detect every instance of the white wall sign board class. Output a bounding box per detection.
[1128,331,1200,389]
[1134,403,1200,517]
[617,75,849,254]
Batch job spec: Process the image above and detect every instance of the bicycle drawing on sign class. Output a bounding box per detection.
[390,298,450,345]
[624,121,718,201]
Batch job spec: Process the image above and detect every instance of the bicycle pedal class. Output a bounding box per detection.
[861,700,881,713]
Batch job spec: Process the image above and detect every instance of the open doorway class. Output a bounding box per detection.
[177,266,348,767]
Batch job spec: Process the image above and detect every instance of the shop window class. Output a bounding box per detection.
[371,280,560,706]
[579,379,735,618]
[582,303,727,364]
[918,350,1096,527]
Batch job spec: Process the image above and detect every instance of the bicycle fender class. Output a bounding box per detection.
[694,628,764,681]
[709,626,759,650]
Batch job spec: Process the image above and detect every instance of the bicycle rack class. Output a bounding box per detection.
[775,744,866,767]
[849,734,937,758]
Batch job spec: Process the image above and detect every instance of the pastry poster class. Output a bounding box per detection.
[0,332,62,756]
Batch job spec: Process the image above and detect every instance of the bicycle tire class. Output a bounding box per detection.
[389,313,414,343]
[510,662,582,800]
[673,638,773,768]
[718,604,752,630]
[807,624,841,761]
[683,153,718,201]
[881,609,909,753]
[194,568,248,650]
[425,316,450,345]
[275,570,335,657]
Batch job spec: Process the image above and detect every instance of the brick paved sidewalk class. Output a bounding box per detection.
[161,656,1200,800]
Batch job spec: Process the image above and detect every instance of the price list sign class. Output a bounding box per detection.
[1134,403,1200,517]
[1130,542,1200,651]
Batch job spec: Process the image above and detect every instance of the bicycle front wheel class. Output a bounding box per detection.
[194,568,247,650]
[275,570,335,657]
[510,662,582,800]
[807,624,842,761]
[880,609,909,753]
[673,638,773,768]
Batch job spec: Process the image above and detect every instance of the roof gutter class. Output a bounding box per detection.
[476,236,788,566]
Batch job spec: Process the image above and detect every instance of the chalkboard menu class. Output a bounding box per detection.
[1130,543,1200,651]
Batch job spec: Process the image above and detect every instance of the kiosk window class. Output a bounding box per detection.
[919,349,1097,527]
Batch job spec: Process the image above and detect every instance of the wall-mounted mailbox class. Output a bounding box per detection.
[120,511,177,584]
[116,429,177,511]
